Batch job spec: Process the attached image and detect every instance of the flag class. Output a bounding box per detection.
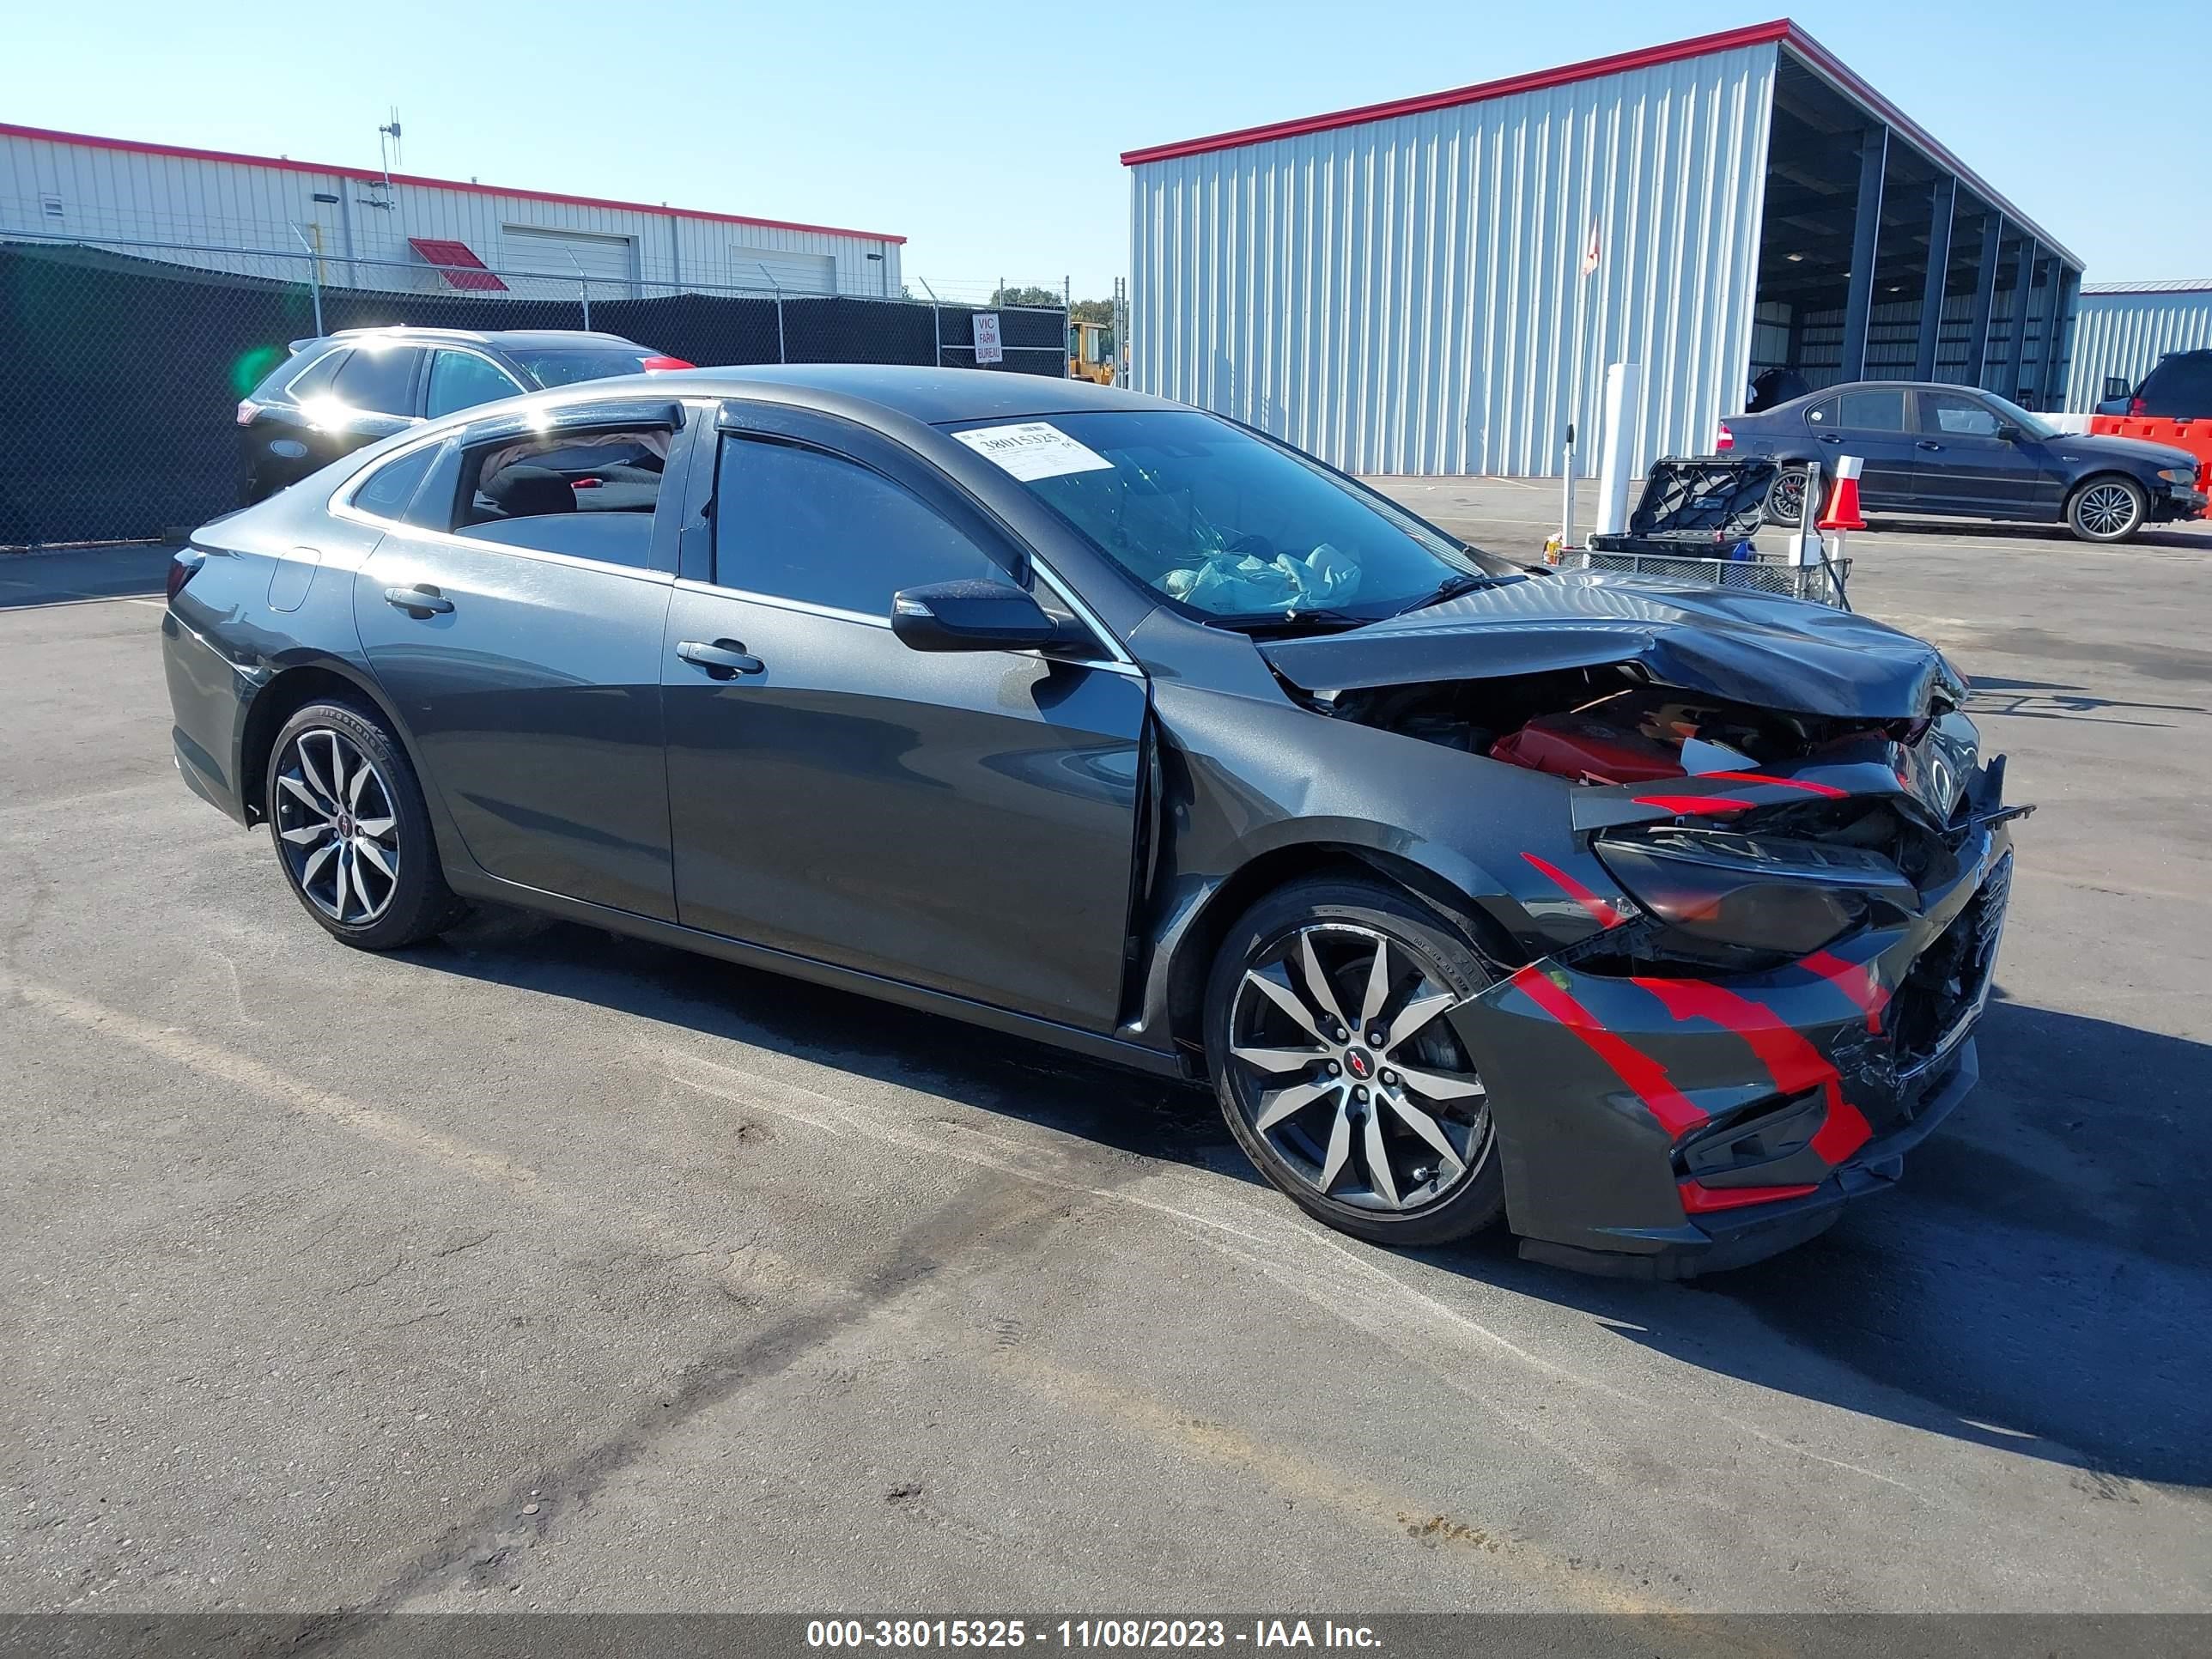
[1580,218,1601,279]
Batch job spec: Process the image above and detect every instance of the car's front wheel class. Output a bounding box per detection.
[265,700,463,950]
[1204,876,1506,1247]
[2067,475,2147,543]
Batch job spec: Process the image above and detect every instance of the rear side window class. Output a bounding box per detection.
[713,438,1004,618]
[283,348,349,399]
[433,423,673,569]
[352,445,441,520]
[332,347,423,416]
[1836,388,1906,431]
[2137,353,2212,418]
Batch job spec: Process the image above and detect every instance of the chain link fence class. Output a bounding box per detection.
[0,234,1069,547]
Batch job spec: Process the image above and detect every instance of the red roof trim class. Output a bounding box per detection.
[1115,16,2080,268]
[0,120,907,246]
[1119,20,1792,165]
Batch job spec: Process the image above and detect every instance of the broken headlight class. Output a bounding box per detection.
[1594,827,1917,957]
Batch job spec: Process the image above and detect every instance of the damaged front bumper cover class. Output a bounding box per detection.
[1450,812,2014,1279]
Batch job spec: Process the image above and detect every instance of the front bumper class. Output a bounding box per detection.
[2153,483,2209,521]
[1453,825,2012,1278]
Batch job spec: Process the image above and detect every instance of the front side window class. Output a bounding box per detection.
[428,350,524,418]
[946,410,1512,627]
[331,346,422,416]
[1836,388,1906,432]
[1917,390,2001,437]
[508,348,657,388]
[713,438,1004,617]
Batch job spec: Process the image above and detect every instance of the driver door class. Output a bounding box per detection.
[660,404,1151,1031]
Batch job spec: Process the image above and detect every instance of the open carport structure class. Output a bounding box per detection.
[1122,19,2084,476]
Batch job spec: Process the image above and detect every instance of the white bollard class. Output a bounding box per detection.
[1594,362,1641,541]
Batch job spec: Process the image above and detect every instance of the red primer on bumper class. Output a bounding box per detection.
[1507,965,1708,1137]
[1632,976,1875,1167]
[1802,948,1890,1034]
[1679,1179,1820,1213]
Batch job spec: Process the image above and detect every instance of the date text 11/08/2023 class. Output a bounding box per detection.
[805,1620,1384,1650]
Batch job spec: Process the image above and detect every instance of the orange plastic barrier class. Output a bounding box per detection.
[2090,415,2212,509]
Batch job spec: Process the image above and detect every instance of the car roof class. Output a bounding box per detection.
[641,363,1181,424]
[315,327,647,350]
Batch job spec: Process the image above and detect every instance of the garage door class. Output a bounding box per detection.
[732,246,838,295]
[502,227,637,289]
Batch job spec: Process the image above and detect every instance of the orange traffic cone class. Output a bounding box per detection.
[1817,455,1868,532]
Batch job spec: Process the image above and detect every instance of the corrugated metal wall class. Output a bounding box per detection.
[1127,42,1778,477]
[0,130,902,297]
[2063,287,2212,410]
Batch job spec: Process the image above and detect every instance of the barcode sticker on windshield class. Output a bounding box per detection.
[951,422,1115,482]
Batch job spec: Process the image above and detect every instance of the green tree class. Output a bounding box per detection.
[1069,298,1115,325]
[988,284,1065,309]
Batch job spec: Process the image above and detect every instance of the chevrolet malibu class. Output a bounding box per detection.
[161,367,2023,1277]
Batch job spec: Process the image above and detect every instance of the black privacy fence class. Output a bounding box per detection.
[0,241,1067,547]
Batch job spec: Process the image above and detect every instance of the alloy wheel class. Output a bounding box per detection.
[272,727,400,926]
[1225,923,1492,1213]
[2075,482,2139,538]
[1766,471,1808,526]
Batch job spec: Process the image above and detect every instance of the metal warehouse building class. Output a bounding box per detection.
[2063,280,2212,412]
[1123,19,2082,477]
[0,121,904,298]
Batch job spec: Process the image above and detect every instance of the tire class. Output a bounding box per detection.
[2066,474,2147,543]
[1764,465,1809,528]
[264,699,464,950]
[1204,876,1506,1248]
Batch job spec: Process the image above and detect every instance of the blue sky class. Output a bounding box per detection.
[9,0,2204,302]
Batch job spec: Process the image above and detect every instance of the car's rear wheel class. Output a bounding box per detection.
[1764,465,1810,527]
[265,700,462,950]
[2067,475,2147,543]
[1204,877,1506,1247]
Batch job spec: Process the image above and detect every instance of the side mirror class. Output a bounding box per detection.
[890,579,1078,653]
[1994,422,2023,443]
[2103,376,2132,403]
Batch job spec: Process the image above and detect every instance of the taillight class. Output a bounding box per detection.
[2129,397,2147,416]
[236,398,263,426]
[167,550,204,603]
[1715,420,1735,451]
[639,355,693,372]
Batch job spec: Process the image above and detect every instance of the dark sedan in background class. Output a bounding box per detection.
[1722,380,2205,542]
[235,325,691,502]
[165,366,2021,1279]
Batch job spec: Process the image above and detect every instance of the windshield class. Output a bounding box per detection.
[1981,392,2057,441]
[509,348,654,388]
[948,410,1516,627]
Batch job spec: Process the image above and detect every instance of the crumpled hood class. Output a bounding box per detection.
[1259,570,1960,720]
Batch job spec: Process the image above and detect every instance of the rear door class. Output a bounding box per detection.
[326,344,428,454]
[1804,387,1917,508]
[1907,387,2059,518]
[349,398,696,921]
[660,402,1150,1031]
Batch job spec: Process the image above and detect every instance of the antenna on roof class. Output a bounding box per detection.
[364,107,403,214]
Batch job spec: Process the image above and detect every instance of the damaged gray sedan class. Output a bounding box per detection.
[161,367,2023,1276]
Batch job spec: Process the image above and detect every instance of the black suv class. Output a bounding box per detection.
[2095,349,2212,419]
[235,327,690,502]
[1723,380,2205,542]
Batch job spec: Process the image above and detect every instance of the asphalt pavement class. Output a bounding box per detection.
[2,507,2207,1629]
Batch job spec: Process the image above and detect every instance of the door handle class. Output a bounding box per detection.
[1917,440,1944,451]
[384,583,454,617]
[678,638,765,679]
[1818,433,1844,445]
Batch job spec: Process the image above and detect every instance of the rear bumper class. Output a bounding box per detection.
[161,606,254,825]
[1454,827,2010,1278]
